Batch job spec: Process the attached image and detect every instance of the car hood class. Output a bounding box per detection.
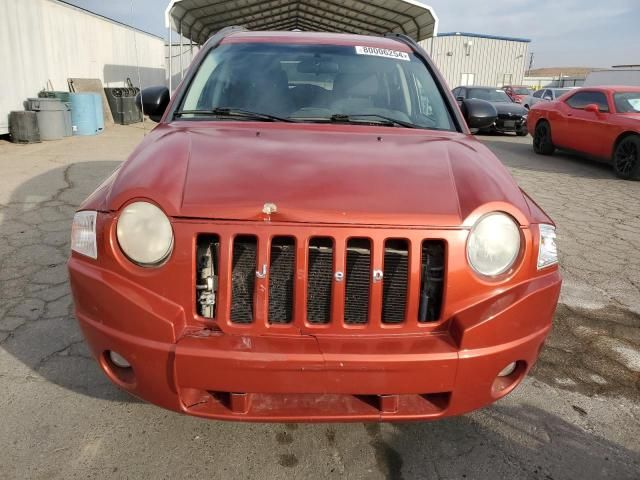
[102,122,531,227]
[494,102,528,116]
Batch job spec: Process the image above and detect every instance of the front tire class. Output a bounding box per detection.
[613,135,640,180]
[533,121,555,155]
[516,126,528,137]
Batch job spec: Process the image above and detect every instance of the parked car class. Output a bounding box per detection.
[523,88,573,110]
[528,86,640,179]
[503,85,532,104]
[452,86,528,135]
[68,27,561,422]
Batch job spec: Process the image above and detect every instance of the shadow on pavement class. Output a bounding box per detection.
[369,404,640,479]
[2,163,639,480]
[0,161,138,402]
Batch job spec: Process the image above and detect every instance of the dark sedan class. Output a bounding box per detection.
[453,86,528,136]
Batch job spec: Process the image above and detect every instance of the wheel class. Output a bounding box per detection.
[516,127,528,137]
[613,135,640,180]
[533,121,555,155]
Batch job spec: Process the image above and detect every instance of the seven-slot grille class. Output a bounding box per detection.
[196,234,445,329]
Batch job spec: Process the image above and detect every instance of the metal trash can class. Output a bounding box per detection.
[9,111,41,144]
[27,98,67,141]
[37,93,72,137]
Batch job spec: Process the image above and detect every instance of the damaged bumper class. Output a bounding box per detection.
[69,257,561,422]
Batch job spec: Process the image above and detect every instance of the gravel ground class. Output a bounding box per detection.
[0,125,638,480]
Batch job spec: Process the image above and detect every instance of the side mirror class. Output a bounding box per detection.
[543,95,553,101]
[461,98,498,130]
[136,86,170,122]
[584,103,600,113]
[456,96,465,102]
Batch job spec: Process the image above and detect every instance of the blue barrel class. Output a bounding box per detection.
[70,93,98,136]
[92,93,104,133]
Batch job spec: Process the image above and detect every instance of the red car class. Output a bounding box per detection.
[68,28,561,422]
[528,86,640,180]
[503,85,532,104]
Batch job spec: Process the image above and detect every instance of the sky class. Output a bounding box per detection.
[64,0,640,68]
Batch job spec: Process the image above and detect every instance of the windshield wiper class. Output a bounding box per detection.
[174,107,295,123]
[328,114,419,129]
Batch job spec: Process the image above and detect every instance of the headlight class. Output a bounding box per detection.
[537,224,558,269]
[116,201,173,266]
[467,212,521,277]
[71,211,97,259]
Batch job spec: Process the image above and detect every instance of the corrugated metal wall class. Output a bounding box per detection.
[421,35,529,90]
[0,0,166,134]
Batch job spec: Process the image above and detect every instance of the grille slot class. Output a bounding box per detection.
[195,235,220,319]
[307,237,334,324]
[419,241,445,322]
[344,238,371,325]
[382,239,409,324]
[268,237,295,324]
[230,236,257,324]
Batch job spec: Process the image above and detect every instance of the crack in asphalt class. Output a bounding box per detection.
[1,130,639,479]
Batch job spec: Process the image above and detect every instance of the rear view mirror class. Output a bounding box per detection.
[461,98,498,130]
[297,60,339,74]
[136,86,170,122]
[584,103,600,113]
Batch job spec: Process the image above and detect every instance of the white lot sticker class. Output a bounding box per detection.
[355,46,410,61]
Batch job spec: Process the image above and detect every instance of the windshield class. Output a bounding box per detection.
[467,88,512,103]
[178,42,455,130]
[614,92,640,113]
[513,87,531,95]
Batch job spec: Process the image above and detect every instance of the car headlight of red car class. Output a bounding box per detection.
[116,201,174,267]
[71,210,98,259]
[537,224,558,269]
[467,212,521,277]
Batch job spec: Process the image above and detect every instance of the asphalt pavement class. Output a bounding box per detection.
[0,125,638,479]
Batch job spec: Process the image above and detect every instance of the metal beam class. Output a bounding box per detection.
[199,3,383,38]
[180,22,184,81]
[312,0,406,34]
[168,26,173,92]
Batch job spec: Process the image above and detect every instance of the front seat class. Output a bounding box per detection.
[250,66,295,116]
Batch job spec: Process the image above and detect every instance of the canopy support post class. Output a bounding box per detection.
[180,23,184,81]
[168,26,173,93]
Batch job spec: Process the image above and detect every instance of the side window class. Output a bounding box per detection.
[566,91,610,112]
[533,90,544,98]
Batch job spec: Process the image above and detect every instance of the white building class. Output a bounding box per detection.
[421,32,531,89]
[0,0,167,135]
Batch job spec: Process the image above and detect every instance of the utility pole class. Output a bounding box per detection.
[528,52,535,72]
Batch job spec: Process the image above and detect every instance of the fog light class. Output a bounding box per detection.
[498,362,517,377]
[109,351,131,369]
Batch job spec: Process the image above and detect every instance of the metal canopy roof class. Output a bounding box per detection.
[166,0,438,45]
